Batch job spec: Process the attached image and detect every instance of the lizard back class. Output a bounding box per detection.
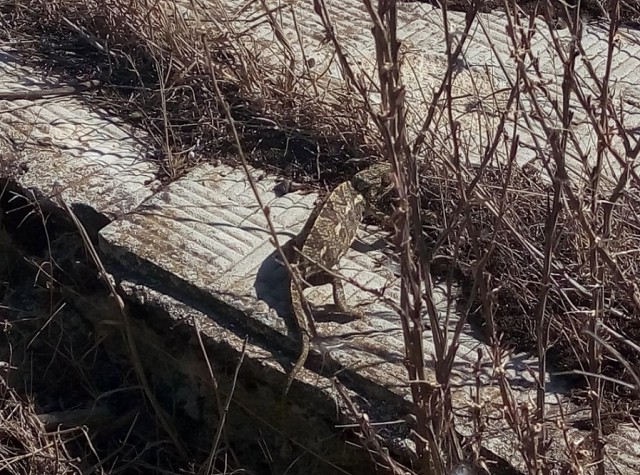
[298,181,366,277]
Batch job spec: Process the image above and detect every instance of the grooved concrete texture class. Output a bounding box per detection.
[197,0,640,180]
[97,162,633,474]
[0,49,155,217]
[99,163,407,372]
[1,0,640,473]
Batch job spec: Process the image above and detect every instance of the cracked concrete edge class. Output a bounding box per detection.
[96,161,640,474]
[114,278,421,470]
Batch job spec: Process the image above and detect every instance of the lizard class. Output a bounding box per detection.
[281,163,393,397]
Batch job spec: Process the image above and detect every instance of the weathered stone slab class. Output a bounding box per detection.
[2,0,639,471]
[99,161,640,473]
[99,163,407,369]
[0,48,156,218]
[189,0,640,180]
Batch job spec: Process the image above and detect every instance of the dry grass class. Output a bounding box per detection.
[0,372,81,475]
[1,0,640,474]
[1,0,377,185]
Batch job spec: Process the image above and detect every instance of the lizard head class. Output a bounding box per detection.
[351,163,395,220]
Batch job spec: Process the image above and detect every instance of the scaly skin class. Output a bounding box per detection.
[282,165,392,397]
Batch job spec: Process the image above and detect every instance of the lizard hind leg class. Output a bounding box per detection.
[307,271,365,320]
[331,276,364,319]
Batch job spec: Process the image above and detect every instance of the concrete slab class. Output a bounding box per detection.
[110,279,393,473]
[187,0,639,182]
[99,163,405,360]
[0,48,156,219]
[99,162,640,473]
[1,0,639,471]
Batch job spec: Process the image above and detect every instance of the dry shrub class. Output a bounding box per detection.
[0,373,79,475]
[1,0,376,185]
[2,0,640,473]
[418,161,640,391]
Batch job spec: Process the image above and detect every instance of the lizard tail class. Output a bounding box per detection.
[282,330,310,399]
[282,286,312,400]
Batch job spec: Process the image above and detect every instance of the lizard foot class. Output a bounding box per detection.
[332,277,365,319]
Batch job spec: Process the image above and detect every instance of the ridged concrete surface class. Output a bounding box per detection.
[1,1,639,472]
[191,0,640,181]
[0,48,155,216]
[98,161,636,473]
